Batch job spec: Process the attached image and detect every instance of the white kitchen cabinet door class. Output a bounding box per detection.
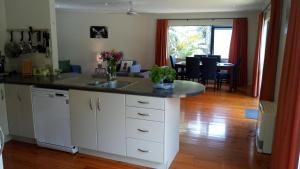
[0,84,9,136]
[69,90,98,151]
[5,84,19,136]
[97,93,126,156]
[17,85,34,138]
[5,84,34,138]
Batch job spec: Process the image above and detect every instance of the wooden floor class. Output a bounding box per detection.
[2,88,270,169]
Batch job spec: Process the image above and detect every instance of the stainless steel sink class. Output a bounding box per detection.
[55,76,134,89]
[87,80,133,89]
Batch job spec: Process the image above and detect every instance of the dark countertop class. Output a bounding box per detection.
[2,74,205,98]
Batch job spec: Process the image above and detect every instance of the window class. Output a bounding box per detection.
[211,27,232,60]
[168,26,211,59]
[168,25,232,60]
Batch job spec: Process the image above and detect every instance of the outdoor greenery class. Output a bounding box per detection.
[168,26,211,59]
[150,66,176,84]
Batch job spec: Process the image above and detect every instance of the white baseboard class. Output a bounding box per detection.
[79,148,168,169]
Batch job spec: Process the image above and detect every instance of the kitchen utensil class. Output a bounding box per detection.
[4,31,20,58]
[21,31,33,54]
[0,51,5,73]
[17,31,26,54]
[37,31,46,53]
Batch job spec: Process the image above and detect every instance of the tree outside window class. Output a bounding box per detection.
[168,26,211,59]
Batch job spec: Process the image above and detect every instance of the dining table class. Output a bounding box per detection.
[175,61,236,91]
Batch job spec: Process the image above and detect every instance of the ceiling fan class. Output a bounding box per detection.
[126,1,138,16]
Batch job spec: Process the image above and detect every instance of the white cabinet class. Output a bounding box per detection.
[69,90,126,155]
[69,90,97,151]
[70,91,180,169]
[0,84,9,136]
[97,92,125,156]
[126,118,164,143]
[126,95,165,110]
[127,138,164,163]
[126,95,180,168]
[5,84,34,139]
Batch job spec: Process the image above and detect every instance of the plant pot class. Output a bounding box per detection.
[153,82,175,89]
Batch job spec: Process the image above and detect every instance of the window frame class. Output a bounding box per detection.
[167,25,233,60]
[210,26,233,57]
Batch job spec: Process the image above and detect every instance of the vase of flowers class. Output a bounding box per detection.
[101,49,123,81]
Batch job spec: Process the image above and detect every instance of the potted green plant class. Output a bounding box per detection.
[150,66,176,89]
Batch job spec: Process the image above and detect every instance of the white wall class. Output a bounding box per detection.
[56,9,156,74]
[3,0,58,72]
[56,10,259,84]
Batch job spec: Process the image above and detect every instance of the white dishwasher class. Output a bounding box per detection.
[32,88,78,153]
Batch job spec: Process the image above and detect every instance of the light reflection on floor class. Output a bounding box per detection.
[180,111,227,139]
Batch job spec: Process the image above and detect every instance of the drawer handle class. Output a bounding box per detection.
[137,148,150,153]
[137,101,149,104]
[89,98,93,111]
[137,113,150,116]
[137,129,149,133]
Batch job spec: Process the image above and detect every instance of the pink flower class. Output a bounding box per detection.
[101,50,123,62]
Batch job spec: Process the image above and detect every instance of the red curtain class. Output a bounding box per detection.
[259,0,282,101]
[270,0,300,168]
[252,13,264,97]
[229,18,248,86]
[155,19,168,66]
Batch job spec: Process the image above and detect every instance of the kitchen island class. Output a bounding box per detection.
[3,74,205,97]
[2,74,205,169]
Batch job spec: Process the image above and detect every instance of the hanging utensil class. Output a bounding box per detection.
[22,31,33,54]
[17,31,25,54]
[37,31,46,53]
[44,32,51,57]
[4,31,16,58]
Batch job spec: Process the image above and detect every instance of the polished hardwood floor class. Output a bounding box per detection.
[2,88,270,169]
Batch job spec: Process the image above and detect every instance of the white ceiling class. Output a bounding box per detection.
[55,0,268,13]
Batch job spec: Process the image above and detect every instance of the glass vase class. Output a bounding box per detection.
[106,61,117,81]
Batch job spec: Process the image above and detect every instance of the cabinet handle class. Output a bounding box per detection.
[0,89,3,100]
[137,113,150,116]
[89,98,93,111]
[17,93,21,102]
[97,97,101,111]
[137,148,150,153]
[137,101,149,104]
[137,128,149,133]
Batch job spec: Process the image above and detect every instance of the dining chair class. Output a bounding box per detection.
[208,55,221,63]
[217,71,230,90]
[194,55,207,62]
[201,57,218,90]
[186,57,201,82]
[169,55,176,69]
[170,55,185,80]
[231,57,242,91]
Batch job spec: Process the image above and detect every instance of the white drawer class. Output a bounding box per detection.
[126,118,164,143]
[126,138,164,163]
[126,107,164,122]
[126,95,165,110]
